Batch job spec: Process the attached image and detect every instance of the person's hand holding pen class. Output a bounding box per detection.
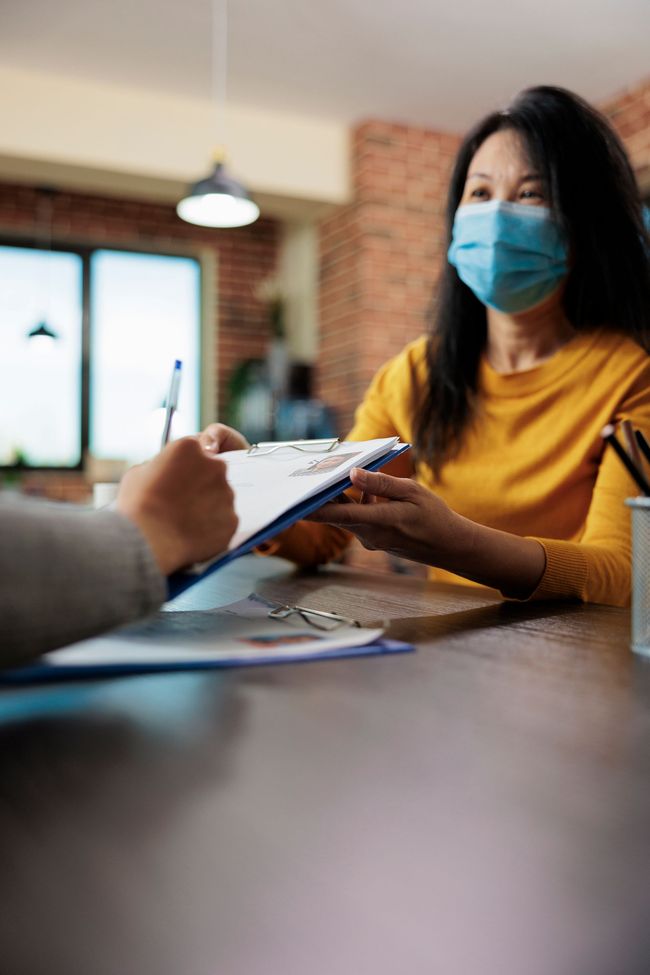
[199,422,250,454]
[117,437,238,575]
[98,362,237,577]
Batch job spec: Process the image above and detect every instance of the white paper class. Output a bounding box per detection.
[45,594,385,667]
[220,437,400,552]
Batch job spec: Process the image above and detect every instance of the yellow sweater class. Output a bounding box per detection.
[270,330,650,606]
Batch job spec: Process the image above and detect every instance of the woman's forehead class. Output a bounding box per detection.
[468,129,535,177]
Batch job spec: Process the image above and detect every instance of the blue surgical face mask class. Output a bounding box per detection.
[447,200,569,313]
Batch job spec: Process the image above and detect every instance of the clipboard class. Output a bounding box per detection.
[166,441,411,600]
[1,593,414,684]
[0,638,414,684]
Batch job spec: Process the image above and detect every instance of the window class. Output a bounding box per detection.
[0,242,202,469]
[0,245,83,467]
[90,250,200,463]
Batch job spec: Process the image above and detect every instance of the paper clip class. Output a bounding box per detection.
[247,438,340,456]
[268,603,360,631]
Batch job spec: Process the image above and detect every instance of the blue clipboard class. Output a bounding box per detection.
[166,442,411,600]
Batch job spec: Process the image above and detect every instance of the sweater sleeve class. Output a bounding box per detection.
[259,347,417,568]
[1,497,166,666]
[527,367,650,607]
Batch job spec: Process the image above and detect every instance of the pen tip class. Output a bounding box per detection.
[601,423,615,438]
[175,359,182,369]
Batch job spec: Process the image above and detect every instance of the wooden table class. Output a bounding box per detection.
[0,556,649,975]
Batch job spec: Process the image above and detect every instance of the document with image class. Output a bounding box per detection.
[222,437,401,552]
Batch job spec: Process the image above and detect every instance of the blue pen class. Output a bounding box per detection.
[161,359,183,449]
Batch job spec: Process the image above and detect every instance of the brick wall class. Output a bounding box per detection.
[316,122,460,572]
[602,76,650,190]
[0,182,279,499]
[317,122,460,436]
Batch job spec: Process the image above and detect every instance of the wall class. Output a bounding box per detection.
[316,121,460,572]
[318,121,460,435]
[0,181,279,499]
[278,222,319,363]
[602,75,650,192]
[0,65,350,217]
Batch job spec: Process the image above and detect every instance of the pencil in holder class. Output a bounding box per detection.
[625,497,650,657]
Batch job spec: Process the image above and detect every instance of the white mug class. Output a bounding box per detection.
[93,482,119,509]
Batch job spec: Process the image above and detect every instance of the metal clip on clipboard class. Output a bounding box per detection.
[247,438,340,456]
[268,603,361,632]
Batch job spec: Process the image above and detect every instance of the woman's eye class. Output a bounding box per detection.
[470,187,489,199]
[519,188,543,200]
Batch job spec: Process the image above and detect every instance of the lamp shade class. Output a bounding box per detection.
[177,161,260,228]
[27,320,58,341]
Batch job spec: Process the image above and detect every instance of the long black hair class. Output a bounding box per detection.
[415,85,650,476]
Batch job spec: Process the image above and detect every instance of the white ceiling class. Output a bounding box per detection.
[2,0,649,131]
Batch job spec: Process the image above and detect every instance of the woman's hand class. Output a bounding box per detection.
[198,423,249,455]
[308,467,461,566]
[308,466,546,598]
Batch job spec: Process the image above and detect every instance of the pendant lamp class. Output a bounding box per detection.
[26,188,60,344]
[177,0,259,229]
[177,148,259,228]
[28,321,59,342]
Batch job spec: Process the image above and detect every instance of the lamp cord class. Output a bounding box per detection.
[212,0,228,156]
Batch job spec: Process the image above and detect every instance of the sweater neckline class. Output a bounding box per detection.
[478,329,606,397]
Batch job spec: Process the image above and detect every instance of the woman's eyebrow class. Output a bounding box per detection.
[465,171,542,182]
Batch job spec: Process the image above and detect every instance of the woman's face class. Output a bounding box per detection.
[450,127,570,318]
[459,129,546,209]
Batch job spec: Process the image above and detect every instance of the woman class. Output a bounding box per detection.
[203,86,650,606]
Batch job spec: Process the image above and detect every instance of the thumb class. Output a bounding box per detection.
[350,467,414,500]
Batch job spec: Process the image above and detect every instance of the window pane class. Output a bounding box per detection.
[0,245,83,467]
[90,250,201,463]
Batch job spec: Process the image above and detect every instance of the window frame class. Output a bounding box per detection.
[0,235,205,472]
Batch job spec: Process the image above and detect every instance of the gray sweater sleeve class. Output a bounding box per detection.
[0,497,167,667]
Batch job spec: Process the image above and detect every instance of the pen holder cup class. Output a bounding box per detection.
[625,497,650,657]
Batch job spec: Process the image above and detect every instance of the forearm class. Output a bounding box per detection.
[310,469,548,597]
[441,514,547,599]
[1,499,166,666]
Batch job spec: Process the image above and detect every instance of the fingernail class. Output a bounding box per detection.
[351,467,367,485]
